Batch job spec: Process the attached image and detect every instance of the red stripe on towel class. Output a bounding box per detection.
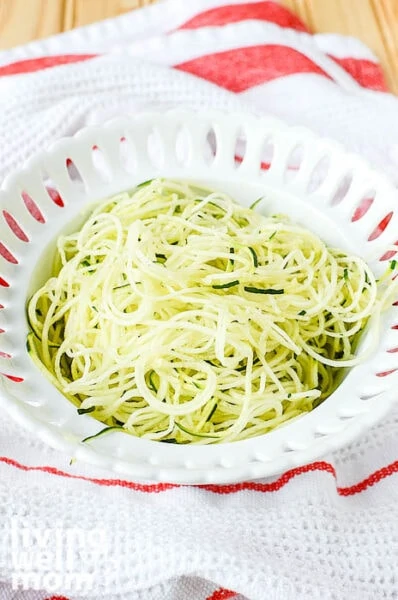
[177,1,308,32]
[175,45,331,92]
[206,588,237,600]
[0,54,96,77]
[0,455,397,497]
[330,56,388,91]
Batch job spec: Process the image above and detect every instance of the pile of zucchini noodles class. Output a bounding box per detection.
[27,179,397,444]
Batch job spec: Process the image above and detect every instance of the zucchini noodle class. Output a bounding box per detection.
[26,179,398,444]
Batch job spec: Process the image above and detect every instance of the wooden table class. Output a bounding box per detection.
[1,0,398,92]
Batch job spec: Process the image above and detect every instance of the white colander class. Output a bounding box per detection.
[0,109,397,484]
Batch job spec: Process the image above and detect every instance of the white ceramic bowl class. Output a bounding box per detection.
[0,109,397,484]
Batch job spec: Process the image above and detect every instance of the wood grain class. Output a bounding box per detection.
[0,0,156,47]
[67,0,156,28]
[0,0,398,92]
[0,0,65,48]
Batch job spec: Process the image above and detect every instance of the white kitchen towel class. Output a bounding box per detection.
[0,2,397,600]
